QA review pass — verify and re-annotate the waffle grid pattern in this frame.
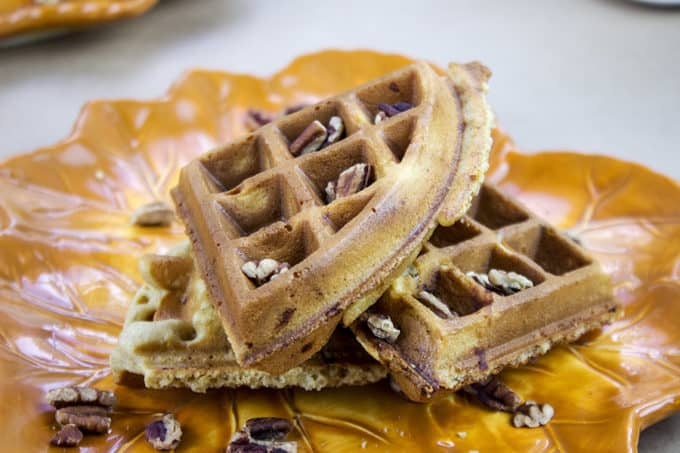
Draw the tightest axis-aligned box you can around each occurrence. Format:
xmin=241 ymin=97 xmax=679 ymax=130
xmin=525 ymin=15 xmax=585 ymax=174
xmin=355 ymin=184 xmax=617 ymax=401
xmin=183 ymin=66 xmax=424 ymax=289
xmin=172 ymin=60 xmax=493 ymax=374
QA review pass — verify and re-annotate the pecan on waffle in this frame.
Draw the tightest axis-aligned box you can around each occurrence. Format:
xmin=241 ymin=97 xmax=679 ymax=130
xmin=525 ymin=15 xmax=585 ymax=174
xmin=353 ymin=184 xmax=619 ymax=402
xmin=110 ymin=243 xmax=387 ymax=392
xmin=172 ymin=61 xmax=494 ymax=373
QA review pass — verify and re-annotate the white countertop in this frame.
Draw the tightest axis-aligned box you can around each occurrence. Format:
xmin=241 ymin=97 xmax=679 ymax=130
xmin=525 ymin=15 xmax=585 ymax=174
xmin=1 ymin=0 xmax=679 ymax=450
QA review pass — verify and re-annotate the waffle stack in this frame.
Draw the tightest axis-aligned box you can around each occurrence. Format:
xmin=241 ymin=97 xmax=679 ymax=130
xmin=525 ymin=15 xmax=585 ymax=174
xmin=353 ymin=184 xmax=618 ymax=401
xmin=112 ymin=60 xmax=617 ymax=402
xmin=171 ymin=60 xmax=492 ymax=373
xmin=110 ymin=242 xmax=387 ymax=392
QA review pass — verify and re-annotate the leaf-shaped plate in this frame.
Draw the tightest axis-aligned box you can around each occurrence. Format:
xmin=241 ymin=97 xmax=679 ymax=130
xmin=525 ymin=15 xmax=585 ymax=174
xmin=0 ymin=0 xmax=157 ymax=45
xmin=1 ymin=50 xmax=678 ymax=452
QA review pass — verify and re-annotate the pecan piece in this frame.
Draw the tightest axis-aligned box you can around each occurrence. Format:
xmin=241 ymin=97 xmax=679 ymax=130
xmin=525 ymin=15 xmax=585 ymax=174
xmin=283 ymin=103 xmax=310 ymax=115
xmin=50 ymin=424 xmax=83 ymax=447
xmin=366 ymin=313 xmax=400 ymax=343
xmin=245 ymin=109 xmax=275 ymax=131
xmin=289 ymin=120 xmax=327 ymax=156
xmin=47 ymin=386 xmax=115 ymax=409
xmin=417 ymin=291 xmax=457 ymax=319
xmin=145 ymin=414 xmax=183 ymax=451
xmin=373 ymin=111 xmax=388 ymax=124
xmin=488 ymin=269 xmax=533 ymax=295
xmin=467 ymin=269 xmax=533 ymax=296
xmin=246 ymin=111 xmax=272 ymax=129
xmin=227 ymin=417 xmax=297 ymax=453
xmin=512 ymin=401 xmax=554 ymax=428
xmin=131 ymin=201 xmax=175 ymax=227
xmin=466 ymin=376 xmax=522 ymax=413
xmin=325 ymin=163 xmax=372 ymax=203
xmin=245 ymin=417 xmax=293 ymax=441
xmin=55 ymin=406 xmax=111 ymax=433
xmin=466 ymin=271 xmax=494 ymax=291
xmin=377 ymin=101 xmax=412 ymax=117
xmin=321 ymin=116 xmax=345 ymax=148
xmin=242 ymin=258 xmax=289 ymax=286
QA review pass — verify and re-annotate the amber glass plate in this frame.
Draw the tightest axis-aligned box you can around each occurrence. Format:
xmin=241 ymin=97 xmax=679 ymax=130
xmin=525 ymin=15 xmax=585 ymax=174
xmin=0 ymin=0 xmax=157 ymax=43
xmin=1 ymin=50 xmax=679 ymax=452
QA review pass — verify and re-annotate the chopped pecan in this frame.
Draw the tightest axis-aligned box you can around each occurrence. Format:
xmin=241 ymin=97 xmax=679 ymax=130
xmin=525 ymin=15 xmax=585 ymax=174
xmin=466 ymin=376 xmax=522 ymax=413
xmin=512 ymin=401 xmax=554 ymax=428
xmin=289 ymin=120 xmax=327 ymax=156
xmin=245 ymin=109 xmax=276 ymax=131
xmin=245 ymin=417 xmax=293 ymax=441
xmin=47 ymin=386 xmax=115 ymax=409
xmin=55 ymin=406 xmax=111 ymax=433
xmin=283 ymin=103 xmax=310 ymax=115
xmin=131 ymin=201 xmax=175 ymax=227
xmin=488 ymin=269 xmax=533 ymax=294
xmin=366 ymin=313 xmax=400 ymax=343
xmin=417 ymin=291 xmax=457 ymax=318
xmin=325 ymin=163 xmax=372 ymax=203
xmin=467 ymin=269 xmax=533 ymax=296
xmin=242 ymin=259 xmax=289 ymax=285
xmin=245 ymin=104 xmax=311 ymax=131
xmin=322 ymin=115 xmax=345 ymax=148
xmin=50 ymin=424 xmax=83 ymax=447
xmin=374 ymin=111 xmax=388 ymax=124
xmin=377 ymin=101 xmax=412 ymax=117
xmin=145 ymin=414 xmax=183 ymax=450
xmin=324 ymin=181 xmax=336 ymax=203
xmin=227 ymin=417 xmax=297 ymax=453
xmin=466 ymin=271 xmax=494 ymax=291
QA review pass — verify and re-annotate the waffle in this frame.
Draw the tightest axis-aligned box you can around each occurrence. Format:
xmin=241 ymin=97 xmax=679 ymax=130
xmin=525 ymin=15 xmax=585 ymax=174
xmin=172 ymin=61 xmax=493 ymax=373
xmin=110 ymin=243 xmax=387 ymax=392
xmin=353 ymin=184 xmax=619 ymax=402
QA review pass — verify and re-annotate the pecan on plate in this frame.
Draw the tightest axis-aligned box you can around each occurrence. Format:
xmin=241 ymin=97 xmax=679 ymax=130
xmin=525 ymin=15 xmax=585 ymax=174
xmin=131 ymin=201 xmax=175 ymax=227
xmin=55 ymin=406 xmax=111 ymax=433
xmin=47 ymin=386 xmax=115 ymax=409
xmin=512 ymin=401 xmax=555 ymax=428
xmin=227 ymin=417 xmax=297 ymax=453
xmin=465 ymin=376 xmax=522 ymax=413
xmin=145 ymin=414 xmax=183 ymax=451
xmin=50 ymin=424 xmax=83 ymax=447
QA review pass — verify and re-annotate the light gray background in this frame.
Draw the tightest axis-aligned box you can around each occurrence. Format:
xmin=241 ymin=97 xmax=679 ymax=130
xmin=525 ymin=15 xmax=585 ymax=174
xmin=1 ymin=0 xmax=679 ymax=450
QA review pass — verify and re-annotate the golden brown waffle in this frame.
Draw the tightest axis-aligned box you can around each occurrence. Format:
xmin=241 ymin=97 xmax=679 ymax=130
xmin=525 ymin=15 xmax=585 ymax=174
xmin=110 ymin=243 xmax=387 ymax=392
xmin=353 ymin=184 xmax=619 ymax=402
xmin=172 ymin=61 xmax=493 ymax=374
